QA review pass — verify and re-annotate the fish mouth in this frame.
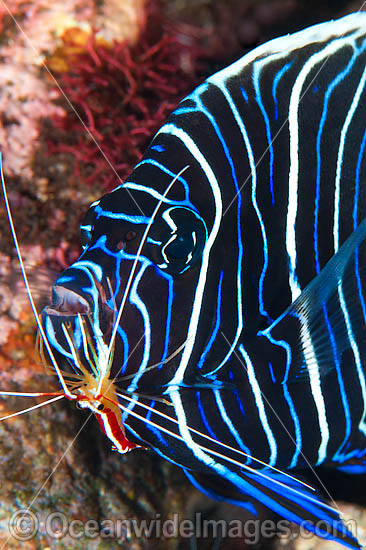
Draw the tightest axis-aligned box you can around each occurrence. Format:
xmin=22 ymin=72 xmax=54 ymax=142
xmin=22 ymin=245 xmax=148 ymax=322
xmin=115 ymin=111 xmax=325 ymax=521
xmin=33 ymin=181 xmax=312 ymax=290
xmin=45 ymin=285 xmax=90 ymax=316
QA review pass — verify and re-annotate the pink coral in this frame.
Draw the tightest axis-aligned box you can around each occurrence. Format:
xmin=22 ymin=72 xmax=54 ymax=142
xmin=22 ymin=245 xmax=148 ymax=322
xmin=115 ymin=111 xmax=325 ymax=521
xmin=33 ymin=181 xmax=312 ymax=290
xmin=0 ymin=65 xmax=63 ymax=178
xmin=0 ymin=0 xmax=144 ymax=180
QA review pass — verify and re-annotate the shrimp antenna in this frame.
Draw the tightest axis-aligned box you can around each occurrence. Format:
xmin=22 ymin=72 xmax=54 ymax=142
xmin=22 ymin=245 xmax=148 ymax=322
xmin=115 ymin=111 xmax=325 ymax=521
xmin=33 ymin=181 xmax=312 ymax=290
xmin=116 ymin=337 xmax=192 ymax=382
xmin=107 ymin=394 xmax=323 ymax=502
xmin=114 ymin=392 xmax=313 ymax=490
xmin=0 ymin=154 xmax=75 ymax=400
xmin=0 ymin=395 xmax=64 ymax=421
xmin=98 ymin=165 xmax=190 ymax=396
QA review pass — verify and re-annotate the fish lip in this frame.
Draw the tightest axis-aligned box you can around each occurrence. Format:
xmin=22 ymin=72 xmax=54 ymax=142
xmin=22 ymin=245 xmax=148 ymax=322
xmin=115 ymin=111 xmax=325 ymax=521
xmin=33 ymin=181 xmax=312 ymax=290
xmin=43 ymin=306 xmax=88 ymax=318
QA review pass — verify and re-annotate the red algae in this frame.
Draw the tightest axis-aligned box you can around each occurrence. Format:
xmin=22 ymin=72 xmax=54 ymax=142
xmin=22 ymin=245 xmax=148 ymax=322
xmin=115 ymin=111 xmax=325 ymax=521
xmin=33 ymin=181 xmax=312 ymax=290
xmin=45 ymin=0 xmax=210 ymax=192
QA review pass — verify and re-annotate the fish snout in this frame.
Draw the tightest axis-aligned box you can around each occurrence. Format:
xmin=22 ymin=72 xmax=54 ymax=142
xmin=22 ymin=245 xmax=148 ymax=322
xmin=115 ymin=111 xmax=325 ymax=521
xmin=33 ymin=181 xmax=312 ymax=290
xmin=47 ymin=285 xmax=90 ymax=316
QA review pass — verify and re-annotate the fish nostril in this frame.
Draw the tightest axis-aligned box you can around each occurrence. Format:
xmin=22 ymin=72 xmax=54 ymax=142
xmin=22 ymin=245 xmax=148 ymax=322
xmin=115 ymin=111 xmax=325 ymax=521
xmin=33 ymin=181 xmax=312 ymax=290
xmin=50 ymin=285 xmax=90 ymax=315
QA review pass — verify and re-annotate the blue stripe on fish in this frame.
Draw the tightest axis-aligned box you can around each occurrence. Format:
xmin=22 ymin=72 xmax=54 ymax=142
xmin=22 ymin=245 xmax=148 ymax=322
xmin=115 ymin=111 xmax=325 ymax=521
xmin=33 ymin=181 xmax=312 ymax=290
xmin=42 ymin=13 xmax=366 ymax=549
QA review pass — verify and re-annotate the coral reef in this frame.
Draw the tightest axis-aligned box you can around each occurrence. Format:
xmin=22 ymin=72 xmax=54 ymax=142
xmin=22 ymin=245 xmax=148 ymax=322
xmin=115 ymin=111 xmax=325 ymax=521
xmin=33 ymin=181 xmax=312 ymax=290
xmin=0 ymin=0 xmax=365 ymax=549
xmin=0 ymin=0 xmax=96 ymax=179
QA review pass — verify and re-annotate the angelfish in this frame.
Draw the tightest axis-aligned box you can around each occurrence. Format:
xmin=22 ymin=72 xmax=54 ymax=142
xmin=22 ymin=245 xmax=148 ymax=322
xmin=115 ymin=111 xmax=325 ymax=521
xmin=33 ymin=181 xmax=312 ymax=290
xmin=37 ymin=12 xmax=366 ymax=548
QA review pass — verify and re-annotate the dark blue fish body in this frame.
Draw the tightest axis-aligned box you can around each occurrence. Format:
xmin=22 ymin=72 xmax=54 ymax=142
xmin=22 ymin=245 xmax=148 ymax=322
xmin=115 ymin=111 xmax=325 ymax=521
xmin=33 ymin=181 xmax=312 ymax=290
xmin=43 ymin=13 xmax=366 ymax=548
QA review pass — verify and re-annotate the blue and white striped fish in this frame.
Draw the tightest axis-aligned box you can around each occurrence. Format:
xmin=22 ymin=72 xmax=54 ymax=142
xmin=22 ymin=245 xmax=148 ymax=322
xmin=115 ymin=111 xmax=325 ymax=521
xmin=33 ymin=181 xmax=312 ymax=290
xmin=41 ymin=12 xmax=366 ymax=548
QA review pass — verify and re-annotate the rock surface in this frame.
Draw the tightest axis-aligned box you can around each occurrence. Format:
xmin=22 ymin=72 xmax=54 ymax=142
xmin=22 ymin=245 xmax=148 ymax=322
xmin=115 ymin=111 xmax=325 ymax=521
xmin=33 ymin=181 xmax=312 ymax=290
xmin=0 ymin=1 xmax=365 ymax=549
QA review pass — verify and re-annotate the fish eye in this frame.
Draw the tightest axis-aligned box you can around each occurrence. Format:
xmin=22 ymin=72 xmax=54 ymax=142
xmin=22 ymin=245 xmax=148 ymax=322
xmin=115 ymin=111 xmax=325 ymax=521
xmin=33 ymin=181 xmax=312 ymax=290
xmin=153 ymin=207 xmax=207 ymax=275
xmin=97 ymin=403 xmax=105 ymax=411
xmin=163 ymin=231 xmax=196 ymax=261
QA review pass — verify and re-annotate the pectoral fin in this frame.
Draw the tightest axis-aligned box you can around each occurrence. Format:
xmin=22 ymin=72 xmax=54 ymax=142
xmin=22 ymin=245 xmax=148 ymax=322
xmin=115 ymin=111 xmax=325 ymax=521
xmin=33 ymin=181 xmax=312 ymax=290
xmin=259 ymin=220 xmax=366 ymax=383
